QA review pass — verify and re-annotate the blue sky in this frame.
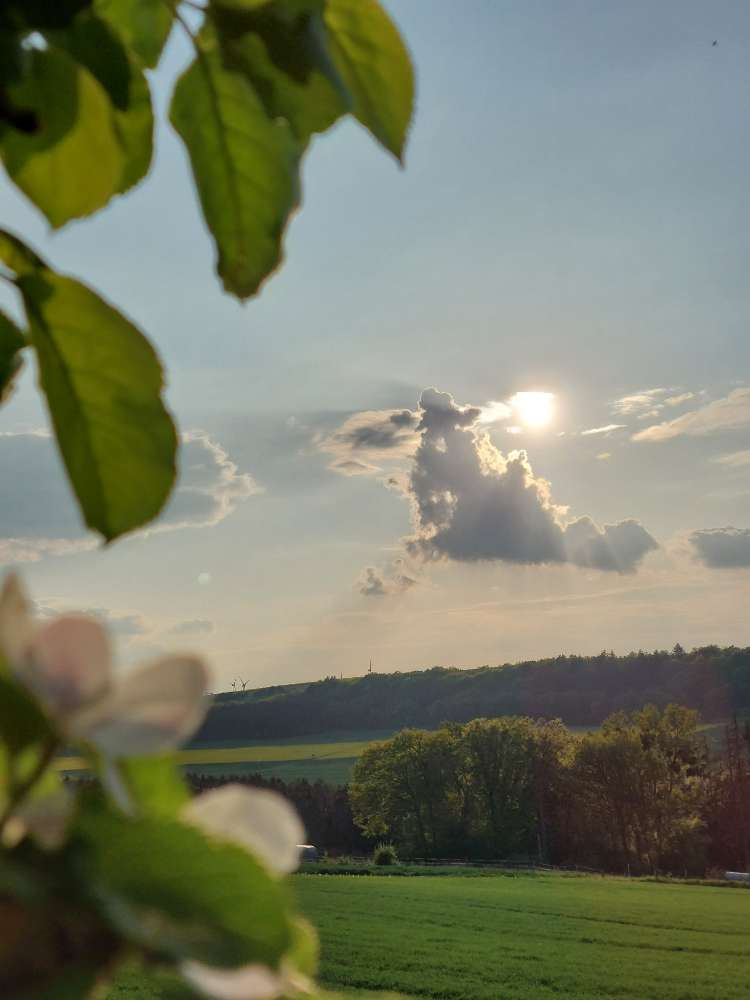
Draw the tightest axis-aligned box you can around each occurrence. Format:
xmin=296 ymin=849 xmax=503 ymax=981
xmin=1 ymin=1 xmax=749 ymax=687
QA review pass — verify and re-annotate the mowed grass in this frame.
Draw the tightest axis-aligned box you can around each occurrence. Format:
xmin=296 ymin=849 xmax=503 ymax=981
xmin=292 ymin=872 xmax=750 ymax=1000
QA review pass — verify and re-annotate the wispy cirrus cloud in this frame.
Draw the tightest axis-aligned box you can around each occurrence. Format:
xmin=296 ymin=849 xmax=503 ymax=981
xmin=712 ymin=450 xmax=750 ymax=469
xmin=612 ymin=388 xmax=669 ymax=416
xmin=580 ymin=424 xmax=626 ymax=436
xmin=633 ymin=388 xmax=750 ymax=443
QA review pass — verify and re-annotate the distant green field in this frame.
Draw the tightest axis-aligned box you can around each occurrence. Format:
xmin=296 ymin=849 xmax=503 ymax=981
xmin=184 ymin=756 xmax=358 ymax=785
xmin=293 ymin=872 xmax=750 ymax=999
xmin=56 ymin=730 xmax=392 ymax=784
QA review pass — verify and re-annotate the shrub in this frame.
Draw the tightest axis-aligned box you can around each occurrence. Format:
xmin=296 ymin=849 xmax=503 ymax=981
xmin=373 ymin=842 xmax=399 ymax=866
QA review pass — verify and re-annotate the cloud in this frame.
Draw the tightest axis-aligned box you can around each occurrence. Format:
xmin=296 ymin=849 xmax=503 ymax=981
xmin=0 ymin=537 xmax=97 ymax=564
xmin=0 ymin=429 xmax=260 ymax=564
xmin=596 ymin=452 xmax=611 ymax=461
xmin=358 ymin=561 xmax=417 ymax=598
xmin=612 ymin=388 xmax=669 ymax=416
xmin=689 ymin=528 xmax=750 ymax=568
xmin=664 ymin=392 xmax=695 ymax=407
xmin=581 ymin=424 xmax=626 ymax=436
xmin=170 ymin=618 xmax=214 ymax=635
xmin=320 ymin=408 xmax=420 ymax=475
xmin=633 ymin=388 xmax=750 ymax=443
xmin=713 ymin=449 xmax=750 ymax=469
xmin=159 ymin=431 xmax=261 ymax=531
xmin=400 ymin=388 xmax=657 ymax=574
xmin=329 ymin=459 xmax=381 ymax=477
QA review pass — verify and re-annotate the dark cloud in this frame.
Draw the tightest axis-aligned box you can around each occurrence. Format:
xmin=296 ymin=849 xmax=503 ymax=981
xmin=321 ymin=408 xmax=420 ymax=473
xmin=329 ymin=459 xmax=381 ymax=477
xmin=358 ymin=561 xmax=417 ymax=598
xmin=689 ymin=527 xmax=750 ymax=568
xmin=359 ymin=567 xmax=387 ymax=597
xmin=562 ymin=517 xmax=659 ymax=573
xmin=404 ymin=388 xmax=657 ymax=574
xmin=170 ymin=618 xmax=214 ymax=635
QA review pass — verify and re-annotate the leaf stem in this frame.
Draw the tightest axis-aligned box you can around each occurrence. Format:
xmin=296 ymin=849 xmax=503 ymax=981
xmin=0 ymin=737 xmax=60 ymax=835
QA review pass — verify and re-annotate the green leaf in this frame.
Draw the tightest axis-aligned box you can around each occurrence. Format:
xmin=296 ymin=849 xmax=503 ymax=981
xmin=323 ymin=0 xmax=414 ymax=161
xmin=214 ymin=3 xmax=350 ymax=142
xmin=0 ymin=309 xmax=26 ymax=404
xmin=0 ymin=673 xmax=55 ymax=758
xmin=170 ymin=31 xmax=301 ymax=299
xmin=95 ymin=0 xmax=174 ymax=69
xmin=49 ymin=12 xmax=154 ymax=192
xmin=18 ymin=269 xmax=177 ymax=541
xmin=75 ymin=807 xmax=293 ymax=967
xmin=114 ymin=755 xmax=190 ymax=819
xmin=0 ymin=47 xmax=123 ymax=227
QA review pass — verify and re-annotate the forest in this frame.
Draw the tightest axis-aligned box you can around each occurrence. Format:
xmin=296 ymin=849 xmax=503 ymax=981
xmin=196 ymin=645 xmax=750 ymax=742
xmin=188 ymin=706 xmax=750 ymax=876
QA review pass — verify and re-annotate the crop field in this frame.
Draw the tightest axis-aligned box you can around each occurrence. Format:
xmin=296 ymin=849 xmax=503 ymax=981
xmin=56 ymin=730 xmax=391 ymax=784
xmin=292 ymin=872 xmax=750 ymax=1000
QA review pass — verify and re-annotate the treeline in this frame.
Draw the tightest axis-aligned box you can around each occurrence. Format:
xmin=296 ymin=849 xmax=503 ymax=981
xmin=196 ymin=645 xmax=750 ymax=743
xmin=349 ymin=707 xmax=750 ymax=875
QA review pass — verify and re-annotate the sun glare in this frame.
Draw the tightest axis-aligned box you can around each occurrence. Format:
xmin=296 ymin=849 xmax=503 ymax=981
xmin=511 ymin=391 xmax=555 ymax=428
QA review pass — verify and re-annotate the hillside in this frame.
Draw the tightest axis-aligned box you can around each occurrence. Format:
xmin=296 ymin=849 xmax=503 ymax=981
xmin=195 ymin=645 xmax=750 ymax=743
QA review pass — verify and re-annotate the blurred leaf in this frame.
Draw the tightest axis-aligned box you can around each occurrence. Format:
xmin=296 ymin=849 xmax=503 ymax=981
xmin=0 ymin=48 xmax=123 ymax=227
xmin=323 ymin=0 xmax=414 ymax=161
xmin=0 ymin=229 xmax=47 ymax=276
xmin=18 ymin=270 xmax=177 ymax=541
xmin=0 ymin=0 xmax=92 ymax=32
xmin=95 ymin=0 xmax=174 ymax=69
xmin=287 ymin=915 xmax=318 ymax=976
xmin=0 ymin=674 xmax=54 ymax=758
xmin=170 ymin=31 xmax=301 ymax=299
xmin=115 ymin=755 xmax=190 ymax=819
xmin=49 ymin=11 xmax=154 ymax=192
xmin=214 ymin=2 xmax=350 ymax=142
xmin=0 ymin=309 xmax=26 ymax=404
xmin=75 ymin=807 xmax=292 ymax=967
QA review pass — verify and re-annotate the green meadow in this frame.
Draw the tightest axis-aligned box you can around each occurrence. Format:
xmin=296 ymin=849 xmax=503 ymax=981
xmin=292 ymin=871 xmax=750 ymax=1000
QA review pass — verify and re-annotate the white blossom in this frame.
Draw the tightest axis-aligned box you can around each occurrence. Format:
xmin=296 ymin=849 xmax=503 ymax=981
xmin=182 ymin=785 xmax=305 ymax=876
xmin=180 ymin=959 xmax=310 ymax=1000
xmin=0 ymin=574 xmax=209 ymax=757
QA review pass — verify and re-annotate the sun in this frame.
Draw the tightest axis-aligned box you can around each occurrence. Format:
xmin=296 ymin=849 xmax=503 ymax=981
xmin=510 ymin=391 xmax=555 ymax=428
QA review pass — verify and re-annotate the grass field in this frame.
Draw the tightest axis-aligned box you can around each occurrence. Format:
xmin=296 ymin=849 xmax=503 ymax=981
xmin=292 ymin=871 xmax=750 ymax=1000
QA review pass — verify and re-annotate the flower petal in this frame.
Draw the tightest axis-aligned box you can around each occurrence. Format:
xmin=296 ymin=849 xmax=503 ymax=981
xmin=0 ymin=573 xmax=35 ymax=666
xmin=182 ymin=785 xmax=305 ymax=876
xmin=22 ymin=616 xmax=112 ymax=717
xmin=70 ymin=655 xmax=209 ymax=756
xmin=180 ymin=960 xmax=299 ymax=1000
xmin=5 ymin=789 xmax=76 ymax=851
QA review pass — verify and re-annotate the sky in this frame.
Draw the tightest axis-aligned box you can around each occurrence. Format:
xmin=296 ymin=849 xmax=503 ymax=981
xmin=1 ymin=1 xmax=749 ymax=689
